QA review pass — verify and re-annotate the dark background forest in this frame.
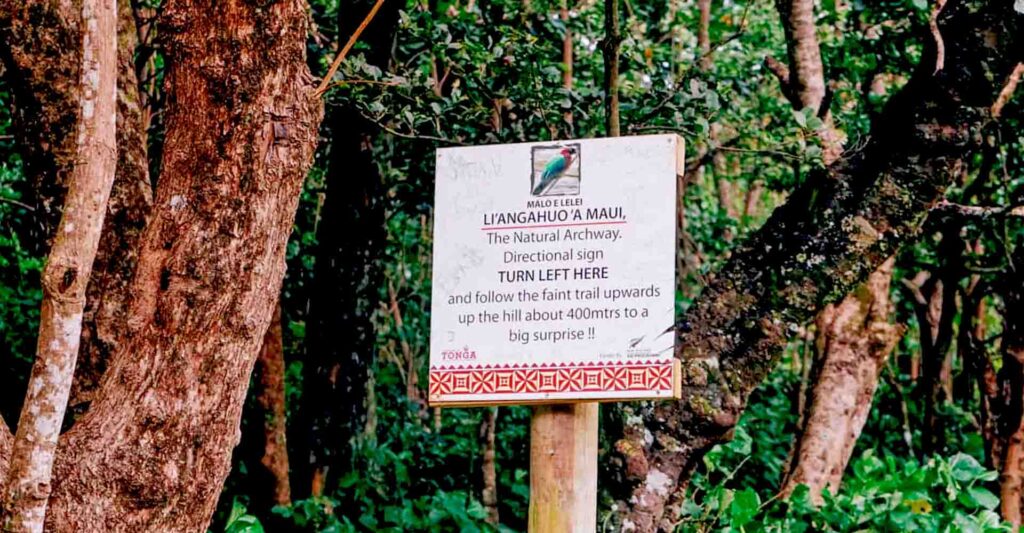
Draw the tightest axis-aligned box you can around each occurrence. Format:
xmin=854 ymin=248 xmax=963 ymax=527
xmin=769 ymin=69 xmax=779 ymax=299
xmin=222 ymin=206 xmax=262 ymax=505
xmin=1 ymin=0 xmax=1023 ymax=531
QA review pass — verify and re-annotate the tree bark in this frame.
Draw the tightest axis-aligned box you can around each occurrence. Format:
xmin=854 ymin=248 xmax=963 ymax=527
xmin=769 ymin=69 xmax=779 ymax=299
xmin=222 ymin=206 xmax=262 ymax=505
xmin=608 ymin=2 xmax=1023 ymax=529
xmin=480 ymin=407 xmax=499 ymax=526
xmin=0 ymin=0 xmax=82 ymax=251
xmin=997 ymin=243 xmax=1024 ymax=526
xmin=69 ymin=0 xmax=154 ymax=418
xmin=0 ymin=0 xmax=118 ymax=529
xmin=771 ymin=0 xmax=843 ymax=163
xmin=293 ymin=0 xmax=400 ymax=499
xmin=252 ymin=304 xmax=291 ymax=508
xmin=779 ymin=258 xmax=901 ymax=499
xmin=769 ymin=0 xmax=900 ymax=501
xmin=40 ymin=0 xmax=323 ymax=530
xmin=0 ymin=418 xmax=10 ymax=484
xmin=0 ymin=0 xmax=154 ymax=422
xmin=602 ymin=0 xmax=621 ymax=137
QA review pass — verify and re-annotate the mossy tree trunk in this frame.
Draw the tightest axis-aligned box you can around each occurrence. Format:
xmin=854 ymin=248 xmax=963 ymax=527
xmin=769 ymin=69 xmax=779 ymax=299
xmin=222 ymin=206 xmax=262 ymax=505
xmin=608 ymin=1 xmax=1024 ymax=529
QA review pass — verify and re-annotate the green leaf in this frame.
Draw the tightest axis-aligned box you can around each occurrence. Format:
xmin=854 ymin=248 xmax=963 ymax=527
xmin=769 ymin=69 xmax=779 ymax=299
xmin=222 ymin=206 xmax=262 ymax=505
xmin=793 ymin=109 xmax=808 ymax=128
xmin=967 ymin=487 xmax=999 ymax=510
xmin=730 ymin=488 xmax=761 ymax=527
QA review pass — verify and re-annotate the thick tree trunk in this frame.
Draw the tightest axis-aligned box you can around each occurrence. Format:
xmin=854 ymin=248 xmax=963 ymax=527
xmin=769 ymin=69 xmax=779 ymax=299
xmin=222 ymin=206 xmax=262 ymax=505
xmin=608 ymin=2 xmax=1023 ymax=529
xmin=40 ymin=0 xmax=323 ymax=530
xmin=0 ymin=0 xmax=118 ymax=529
xmin=293 ymin=0 xmax=399 ymax=499
xmin=779 ymin=258 xmax=901 ymax=499
xmin=252 ymin=304 xmax=291 ymax=508
xmin=0 ymin=1 xmax=82 ymax=251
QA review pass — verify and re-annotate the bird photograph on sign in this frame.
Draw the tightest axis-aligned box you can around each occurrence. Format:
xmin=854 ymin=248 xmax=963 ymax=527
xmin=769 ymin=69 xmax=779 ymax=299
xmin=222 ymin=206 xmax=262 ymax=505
xmin=531 ymin=144 xmax=581 ymax=197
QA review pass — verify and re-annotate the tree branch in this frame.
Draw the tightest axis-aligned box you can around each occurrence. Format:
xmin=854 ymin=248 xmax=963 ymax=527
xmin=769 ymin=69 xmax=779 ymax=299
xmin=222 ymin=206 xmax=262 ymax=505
xmin=992 ymin=63 xmax=1024 ymax=118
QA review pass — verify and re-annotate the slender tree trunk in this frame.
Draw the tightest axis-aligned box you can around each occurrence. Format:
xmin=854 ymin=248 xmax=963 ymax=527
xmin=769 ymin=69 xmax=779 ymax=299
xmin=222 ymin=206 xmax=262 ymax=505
xmin=0 ymin=0 xmax=153 ymax=423
xmin=767 ymin=0 xmax=898 ymax=502
xmin=602 ymin=0 xmax=621 ymax=137
xmin=911 ymin=226 xmax=960 ymax=455
xmin=779 ymin=258 xmax=901 ymax=499
xmin=0 ymin=0 xmax=117 ymax=529
xmin=69 ymin=0 xmax=154 ymax=418
xmin=697 ymin=0 xmax=711 ymax=70
xmin=252 ymin=304 xmax=291 ymax=509
xmin=480 ymin=407 xmax=499 ymax=525
xmin=608 ymin=2 xmax=1024 ymax=528
xmin=998 ymin=247 xmax=1024 ymax=526
xmin=40 ymin=0 xmax=323 ymax=529
xmin=294 ymin=0 xmax=400 ymax=499
xmin=561 ymin=0 xmax=573 ymax=132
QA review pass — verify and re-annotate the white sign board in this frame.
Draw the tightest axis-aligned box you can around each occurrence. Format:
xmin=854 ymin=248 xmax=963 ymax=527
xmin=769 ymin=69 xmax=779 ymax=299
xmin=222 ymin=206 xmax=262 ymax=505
xmin=429 ymin=134 xmax=683 ymax=406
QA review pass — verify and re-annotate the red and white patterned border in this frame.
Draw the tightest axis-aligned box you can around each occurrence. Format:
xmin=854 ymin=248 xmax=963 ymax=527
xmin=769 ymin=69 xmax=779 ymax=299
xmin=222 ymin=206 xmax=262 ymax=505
xmin=429 ymin=360 xmax=675 ymax=403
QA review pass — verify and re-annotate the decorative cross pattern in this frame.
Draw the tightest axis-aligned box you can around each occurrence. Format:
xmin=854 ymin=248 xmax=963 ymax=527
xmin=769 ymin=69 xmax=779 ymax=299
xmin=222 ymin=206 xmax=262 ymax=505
xmin=429 ymin=360 xmax=674 ymax=401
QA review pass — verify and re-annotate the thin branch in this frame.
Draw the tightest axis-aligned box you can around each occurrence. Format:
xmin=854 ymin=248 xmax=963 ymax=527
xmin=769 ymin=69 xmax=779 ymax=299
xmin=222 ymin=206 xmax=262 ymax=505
xmin=928 ymin=0 xmax=948 ymax=74
xmin=992 ymin=63 xmax=1024 ymax=119
xmin=0 ymin=196 xmax=35 ymax=211
xmin=314 ymin=0 xmax=387 ymax=97
xmin=359 ymin=111 xmax=466 ymax=145
xmin=764 ymin=55 xmax=795 ymax=103
xmin=931 ymin=200 xmax=1024 ymax=219
xmin=330 ymin=78 xmax=401 ymax=88
xmin=0 ymin=0 xmax=118 ymax=528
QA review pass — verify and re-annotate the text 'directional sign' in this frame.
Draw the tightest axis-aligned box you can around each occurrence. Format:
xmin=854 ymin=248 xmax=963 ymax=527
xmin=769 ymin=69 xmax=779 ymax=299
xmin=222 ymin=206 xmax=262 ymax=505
xmin=429 ymin=134 xmax=683 ymax=406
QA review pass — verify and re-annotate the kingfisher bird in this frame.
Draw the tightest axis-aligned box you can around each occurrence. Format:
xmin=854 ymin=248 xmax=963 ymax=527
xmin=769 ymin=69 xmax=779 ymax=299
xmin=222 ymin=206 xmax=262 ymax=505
xmin=532 ymin=147 xmax=576 ymax=195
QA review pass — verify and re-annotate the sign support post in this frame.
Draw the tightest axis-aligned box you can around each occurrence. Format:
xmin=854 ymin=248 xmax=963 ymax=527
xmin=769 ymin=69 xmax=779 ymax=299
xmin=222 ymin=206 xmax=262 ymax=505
xmin=528 ymin=403 xmax=599 ymax=532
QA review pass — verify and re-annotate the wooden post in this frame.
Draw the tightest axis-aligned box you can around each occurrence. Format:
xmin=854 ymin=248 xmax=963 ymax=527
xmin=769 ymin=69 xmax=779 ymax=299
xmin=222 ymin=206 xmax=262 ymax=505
xmin=528 ymin=403 xmax=599 ymax=532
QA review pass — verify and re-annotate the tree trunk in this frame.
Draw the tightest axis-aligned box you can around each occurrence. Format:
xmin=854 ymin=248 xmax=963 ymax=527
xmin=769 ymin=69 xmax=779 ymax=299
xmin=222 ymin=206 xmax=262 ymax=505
xmin=602 ymin=0 xmax=621 ymax=137
xmin=69 ymin=0 xmax=154 ymax=418
xmin=997 ymin=244 xmax=1024 ymax=526
xmin=608 ymin=2 xmax=1024 ymax=529
xmin=0 ymin=0 xmax=154 ymax=425
xmin=40 ymin=0 xmax=323 ymax=530
xmin=779 ymin=258 xmax=901 ymax=499
xmin=251 ymin=304 xmax=291 ymax=509
xmin=768 ymin=0 xmax=901 ymax=502
xmin=0 ymin=0 xmax=118 ymax=529
xmin=293 ymin=0 xmax=399 ymax=499
xmin=480 ymin=407 xmax=499 ymax=525
xmin=768 ymin=0 xmax=843 ymax=162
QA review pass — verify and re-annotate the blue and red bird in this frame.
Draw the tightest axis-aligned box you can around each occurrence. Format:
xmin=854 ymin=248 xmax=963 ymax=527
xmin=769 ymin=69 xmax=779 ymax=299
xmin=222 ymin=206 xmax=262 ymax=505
xmin=532 ymin=147 xmax=577 ymax=195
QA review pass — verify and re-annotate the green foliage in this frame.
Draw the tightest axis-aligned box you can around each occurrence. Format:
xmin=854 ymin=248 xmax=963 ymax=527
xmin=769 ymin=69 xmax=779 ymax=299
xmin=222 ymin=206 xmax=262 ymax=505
xmin=680 ymin=451 xmax=1008 ymax=533
xmin=678 ymin=356 xmax=1010 ymax=533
